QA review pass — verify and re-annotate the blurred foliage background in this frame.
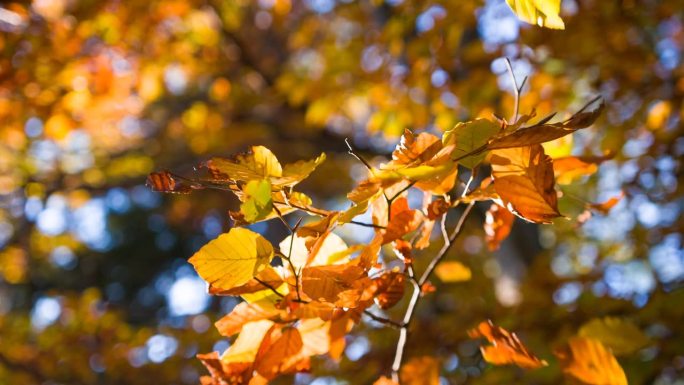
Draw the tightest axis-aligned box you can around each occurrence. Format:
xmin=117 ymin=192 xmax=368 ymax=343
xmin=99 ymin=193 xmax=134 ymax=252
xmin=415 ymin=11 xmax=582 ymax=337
xmin=0 ymin=0 xmax=682 ymax=384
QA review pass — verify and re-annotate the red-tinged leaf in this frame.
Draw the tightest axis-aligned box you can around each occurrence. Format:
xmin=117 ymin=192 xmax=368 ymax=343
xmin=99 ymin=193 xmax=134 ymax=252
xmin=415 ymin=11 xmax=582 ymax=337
xmin=469 ymin=320 xmax=548 ymax=369
xmin=254 ymin=327 xmax=305 ymax=379
xmin=484 ymin=204 xmax=515 ymax=251
xmin=358 ymin=234 xmax=383 ymax=269
xmin=400 ymin=356 xmax=440 ymax=385
xmin=215 ymin=300 xmax=282 ymax=337
xmin=426 ymin=198 xmax=450 ymax=220
xmin=490 ymin=145 xmax=561 ymax=224
xmin=373 ymin=271 xmax=406 ymax=309
xmin=488 ymin=101 xmax=604 ymax=150
xmin=381 ymin=197 xmax=420 ymax=244
xmin=146 ymin=171 xmax=194 ymax=194
xmin=554 ymin=337 xmax=627 ymax=385
xmin=553 ymin=153 xmax=613 ymax=185
xmin=393 ymin=239 xmax=412 ymax=263
xmin=588 ymin=192 xmax=624 ymax=215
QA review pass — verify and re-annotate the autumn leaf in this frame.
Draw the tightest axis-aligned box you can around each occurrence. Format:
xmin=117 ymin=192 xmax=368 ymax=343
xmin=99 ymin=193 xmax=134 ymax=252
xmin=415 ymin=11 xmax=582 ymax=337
xmin=400 ymin=356 xmax=440 ymax=385
xmin=389 ymin=129 xmax=443 ymax=167
xmin=381 ymin=197 xmax=420 ymax=244
xmin=435 ymin=261 xmax=471 ymax=282
xmin=488 ymin=101 xmax=604 ymax=150
xmin=484 ymin=204 xmax=515 ymax=251
xmin=373 ymin=376 xmax=399 ymax=385
xmin=373 ymin=271 xmax=406 ymax=309
xmin=209 ymin=266 xmax=284 ymax=296
xmin=146 ymin=171 xmax=195 ymax=193
xmin=254 ymin=327 xmax=305 ymax=379
xmin=553 ymin=153 xmax=613 ymax=185
xmin=469 ymin=320 xmax=548 ymax=369
xmin=505 ymin=0 xmax=564 ymax=29
xmin=279 ymin=231 xmax=349 ymax=270
xmin=215 ymin=300 xmax=282 ymax=337
xmin=189 ymin=228 xmax=274 ymax=292
xmin=554 ymin=337 xmax=627 ymax=385
xmin=300 ymin=263 xmax=368 ymax=307
xmin=490 ymin=145 xmax=561 ymax=224
xmin=239 ymin=179 xmax=273 ymax=223
xmin=207 ymin=145 xmax=325 ymax=189
xmin=444 ymin=118 xmax=500 ymax=168
xmin=588 ymin=192 xmax=624 ymax=215
xmin=221 ymin=319 xmax=275 ymax=365
xmin=578 ymin=317 xmax=649 ymax=355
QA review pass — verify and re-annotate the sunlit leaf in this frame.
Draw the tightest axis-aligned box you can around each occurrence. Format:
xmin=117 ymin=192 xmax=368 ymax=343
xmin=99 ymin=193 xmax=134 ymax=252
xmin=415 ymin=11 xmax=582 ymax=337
xmin=484 ymin=204 xmax=515 ymax=251
xmin=221 ymin=319 xmax=275 ymax=364
xmin=490 ymin=145 xmax=561 ymax=224
xmin=578 ymin=317 xmax=649 ymax=355
xmin=239 ymin=179 xmax=273 ymax=223
xmin=215 ymin=300 xmax=281 ymax=337
xmin=444 ymin=118 xmax=500 ymax=168
xmin=373 ymin=271 xmax=406 ymax=309
xmin=553 ymin=153 xmax=613 ymax=185
xmin=505 ymin=0 xmax=565 ymax=29
xmin=209 ymin=266 xmax=284 ymax=296
xmin=254 ymin=327 xmax=305 ymax=379
xmin=189 ymin=228 xmax=274 ymax=291
xmin=146 ymin=171 xmax=194 ymax=193
xmin=554 ymin=337 xmax=628 ymax=385
xmin=435 ymin=261 xmax=471 ymax=282
xmin=469 ymin=320 xmax=548 ymax=369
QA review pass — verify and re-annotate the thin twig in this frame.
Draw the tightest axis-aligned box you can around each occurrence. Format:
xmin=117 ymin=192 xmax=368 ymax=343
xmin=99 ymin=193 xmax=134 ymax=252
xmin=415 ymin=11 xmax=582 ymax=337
xmin=390 ymin=202 xmax=476 ymax=381
xmin=363 ymin=310 xmax=404 ymax=329
xmin=504 ymin=58 xmax=526 ymax=124
xmin=254 ymin=277 xmax=285 ymax=298
xmin=345 ymin=138 xmax=374 ymax=171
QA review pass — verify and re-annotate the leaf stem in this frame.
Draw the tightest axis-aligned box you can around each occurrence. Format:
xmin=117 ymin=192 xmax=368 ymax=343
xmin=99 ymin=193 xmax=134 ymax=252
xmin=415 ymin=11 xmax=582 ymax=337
xmin=254 ymin=277 xmax=285 ymax=298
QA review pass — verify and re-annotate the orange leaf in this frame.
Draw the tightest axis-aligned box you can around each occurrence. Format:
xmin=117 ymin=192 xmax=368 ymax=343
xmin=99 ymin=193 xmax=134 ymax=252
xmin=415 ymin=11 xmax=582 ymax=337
xmin=389 ymin=129 xmax=442 ymax=167
xmin=255 ymin=327 xmax=305 ymax=379
xmin=469 ymin=320 xmax=548 ymax=369
xmin=373 ymin=271 xmax=406 ymax=309
xmin=373 ymin=376 xmax=399 ymax=385
xmin=215 ymin=301 xmax=282 ymax=337
xmin=553 ymin=153 xmax=613 ymax=185
xmin=588 ymin=192 xmax=624 ymax=215
xmin=484 ymin=204 xmax=515 ymax=251
xmin=554 ymin=337 xmax=627 ymax=385
xmin=400 ymin=356 xmax=440 ymax=385
xmin=490 ymin=145 xmax=561 ymax=224
xmin=382 ymin=197 xmax=420 ymax=244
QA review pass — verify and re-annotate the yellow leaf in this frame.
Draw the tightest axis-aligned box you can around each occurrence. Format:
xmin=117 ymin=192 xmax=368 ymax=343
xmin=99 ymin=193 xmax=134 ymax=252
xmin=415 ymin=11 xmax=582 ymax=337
xmin=221 ymin=319 xmax=274 ymax=364
xmin=189 ymin=228 xmax=274 ymax=291
xmin=279 ymin=232 xmax=349 ymax=270
xmin=490 ymin=145 xmax=561 ymax=224
xmin=505 ymin=0 xmax=565 ymax=29
xmin=215 ymin=300 xmax=281 ymax=337
xmin=435 ymin=261 xmax=472 ymax=282
xmin=554 ymin=337 xmax=628 ymax=385
xmin=578 ymin=317 xmax=650 ymax=355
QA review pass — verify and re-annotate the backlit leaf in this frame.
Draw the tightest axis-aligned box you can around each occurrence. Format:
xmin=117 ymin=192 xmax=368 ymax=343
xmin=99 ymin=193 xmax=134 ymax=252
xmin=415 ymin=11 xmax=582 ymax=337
xmin=189 ymin=228 xmax=274 ymax=291
xmin=578 ymin=317 xmax=649 ymax=355
xmin=444 ymin=118 xmax=500 ymax=168
xmin=435 ymin=261 xmax=471 ymax=282
xmin=553 ymin=153 xmax=613 ymax=185
xmin=221 ymin=319 xmax=275 ymax=364
xmin=505 ymin=0 xmax=564 ymax=29
xmin=239 ymin=179 xmax=273 ymax=223
xmin=254 ymin=327 xmax=305 ymax=379
xmin=490 ymin=145 xmax=561 ymax=224
xmin=373 ymin=271 xmax=406 ymax=309
xmin=215 ymin=300 xmax=281 ymax=337
xmin=554 ymin=337 xmax=627 ymax=385
xmin=469 ymin=320 xmax=548 ymax=369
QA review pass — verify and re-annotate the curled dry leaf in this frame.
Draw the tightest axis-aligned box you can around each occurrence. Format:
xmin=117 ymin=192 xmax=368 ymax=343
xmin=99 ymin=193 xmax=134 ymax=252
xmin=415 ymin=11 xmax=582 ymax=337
xmin=484 ymin=204 xmax=516 ymax=251
xmin=469 ymin=320 xmax=548 ymax=369
xmin=189 ymin=228 xmax=274 ymax=292
xmin=554 ymin=337 xmax=627 ymax=385
xmin=146 ymin=171 xmax=194 ymax=193
xmin=490 ymin=144 xmax=561 ymax=224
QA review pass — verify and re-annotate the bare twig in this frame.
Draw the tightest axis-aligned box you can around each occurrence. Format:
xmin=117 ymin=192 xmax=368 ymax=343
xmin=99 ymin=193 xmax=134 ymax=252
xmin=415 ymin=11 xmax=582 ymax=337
xmin=254 ymin=277 xmax=285 ymax=298
xmin=390 ymin=202 xmax=476 ymax=381
xmin=363 ymin=310 xmax=404 ymax=329
xmin=504 ymin=58 xmax=527 ymax=124
xmin=345 ymin=138 xmax=374 ymax=172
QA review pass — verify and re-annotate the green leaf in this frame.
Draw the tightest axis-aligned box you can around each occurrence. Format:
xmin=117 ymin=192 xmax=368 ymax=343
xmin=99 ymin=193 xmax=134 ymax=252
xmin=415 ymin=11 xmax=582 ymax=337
xmin=578 ymin=317 xmax=650 ymax=355
xmin=240 ymin=179 xmax=273 ymax=223
xmin=189 ymin=228 xmax=274 ymax=291
xmin=444 ymin=119 xmax=500 ymax=169
xmin=505 ymin=0 xmax=564 ymax=30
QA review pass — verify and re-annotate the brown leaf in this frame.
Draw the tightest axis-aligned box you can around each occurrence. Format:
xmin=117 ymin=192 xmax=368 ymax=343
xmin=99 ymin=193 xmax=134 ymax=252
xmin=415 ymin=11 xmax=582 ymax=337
xmin=382 ymin=197 xmax=420 ymax=244
xmin=146 ymin=171 xmax=194 ymax=194
xmin=373 ymin=271 xmax=406 ymax=309
xmin=488 ymin=101 xmax=604 ymax=150
xmin=389 ymin=129 xmax=442 ymax=167
xmin=469 ymin=320 xmax=548 ymax=369
xmin=400 ymin=356 xmax=440 ymax=385
xmin=426 ymin=198 xmax=450 ymax=220
xmin=484 ymin=204 xmax=515 ymax=251
xmin=490 ymin=145 xmax=561 ymax=224
xmin=554 ymin=337 xmax=627 ymax=385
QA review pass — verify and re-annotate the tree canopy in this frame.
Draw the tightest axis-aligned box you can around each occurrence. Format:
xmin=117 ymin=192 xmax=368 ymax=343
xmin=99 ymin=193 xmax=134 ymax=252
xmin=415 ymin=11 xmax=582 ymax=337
xmin=0 ymin=0 xmax=682 ymax=384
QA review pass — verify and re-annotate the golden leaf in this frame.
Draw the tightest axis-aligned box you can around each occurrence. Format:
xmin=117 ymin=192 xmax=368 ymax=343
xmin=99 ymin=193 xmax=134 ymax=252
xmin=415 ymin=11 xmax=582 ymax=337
xmin=554 ymin=337 xmax=627 ymax=385
xmin=469 ymin=320 xmax=548 ymax=369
